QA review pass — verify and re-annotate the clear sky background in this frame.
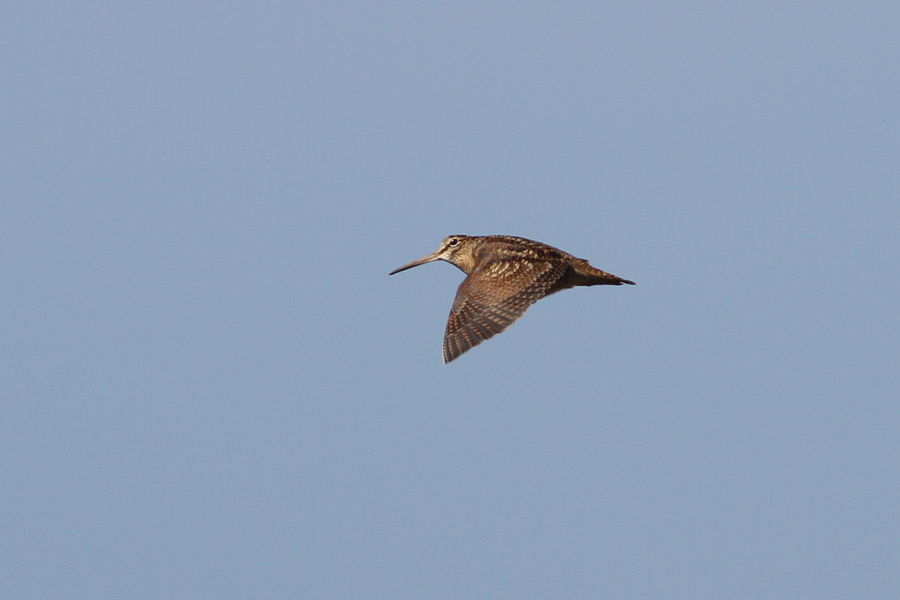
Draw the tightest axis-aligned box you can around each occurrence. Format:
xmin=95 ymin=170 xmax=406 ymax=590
xmin=2 ymin=2 xmax=898 ymax=599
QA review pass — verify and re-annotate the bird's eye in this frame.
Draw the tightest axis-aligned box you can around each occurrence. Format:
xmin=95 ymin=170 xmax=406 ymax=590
xmin=448 ymin=238 xmax=458 ymax=246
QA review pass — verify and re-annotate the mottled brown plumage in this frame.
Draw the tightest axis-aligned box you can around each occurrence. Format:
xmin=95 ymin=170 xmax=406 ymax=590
xmin=390 ymin=235 xmax=634 ymax=363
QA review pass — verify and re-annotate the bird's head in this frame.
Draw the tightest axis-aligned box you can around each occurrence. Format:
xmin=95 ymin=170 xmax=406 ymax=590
xmin=389 ymin=235 xmax=478 ymax=275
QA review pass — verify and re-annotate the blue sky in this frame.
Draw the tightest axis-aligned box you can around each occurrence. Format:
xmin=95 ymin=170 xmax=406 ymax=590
xmin=2 ymin=2 xmax=898 ymax=598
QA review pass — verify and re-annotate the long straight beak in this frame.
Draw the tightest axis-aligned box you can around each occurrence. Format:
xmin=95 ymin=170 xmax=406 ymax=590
xmin=389 ymin=251 xmax=442 ymax=275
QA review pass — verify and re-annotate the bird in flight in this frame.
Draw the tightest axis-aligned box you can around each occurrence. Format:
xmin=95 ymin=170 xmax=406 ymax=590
xmin=390 ymin=235 xmax=634 ymax=363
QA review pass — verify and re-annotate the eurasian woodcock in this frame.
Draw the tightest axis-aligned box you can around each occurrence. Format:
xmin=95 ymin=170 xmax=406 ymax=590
xmin=389 ymin=235 xmax=634 ymax=363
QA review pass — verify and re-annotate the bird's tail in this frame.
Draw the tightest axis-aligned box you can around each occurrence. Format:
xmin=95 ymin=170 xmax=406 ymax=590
xmin=575 ymin=260 xmax=635 ymax=286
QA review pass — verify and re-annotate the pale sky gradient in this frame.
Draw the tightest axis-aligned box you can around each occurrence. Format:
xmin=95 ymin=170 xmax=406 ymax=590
xmin=2 ymin=2 xmax=898 ymax=599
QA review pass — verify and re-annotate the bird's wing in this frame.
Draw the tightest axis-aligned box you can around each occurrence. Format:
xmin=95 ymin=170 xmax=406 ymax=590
xmin=443 ymin=259 xmax=567 ymax=363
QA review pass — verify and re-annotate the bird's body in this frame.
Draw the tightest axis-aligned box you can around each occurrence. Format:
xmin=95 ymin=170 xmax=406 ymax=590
xmin=390 ymin=235 xmax=634 ymax=363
